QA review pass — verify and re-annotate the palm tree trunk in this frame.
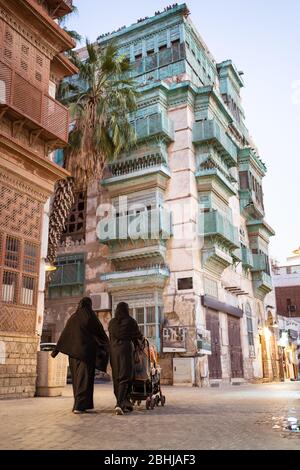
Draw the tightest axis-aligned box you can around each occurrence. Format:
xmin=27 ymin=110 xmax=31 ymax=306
xmin=47 ymin=177 xmax=75 ymax=264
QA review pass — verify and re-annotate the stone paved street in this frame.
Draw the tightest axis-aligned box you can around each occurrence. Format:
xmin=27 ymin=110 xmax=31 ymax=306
xmin=0 ymin=382 xmax=300 ymax=450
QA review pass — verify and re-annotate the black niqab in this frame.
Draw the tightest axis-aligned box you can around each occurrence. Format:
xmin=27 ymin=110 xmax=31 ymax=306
xmin=109 ymin=302 xmax=143 ymax=344
xmin=55 ymin=297 xmax=109 ymax=363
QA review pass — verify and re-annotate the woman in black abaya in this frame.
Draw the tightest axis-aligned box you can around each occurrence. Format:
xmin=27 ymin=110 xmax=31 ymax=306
xmin=108 ymin=302 xmax=143 ymax=415
xmin=52 ymin=297 xmax=109 ymax=414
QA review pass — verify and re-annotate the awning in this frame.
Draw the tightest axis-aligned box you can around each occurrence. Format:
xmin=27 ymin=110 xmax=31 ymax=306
xmin=201 ymin=295 xmax=243 ymax=318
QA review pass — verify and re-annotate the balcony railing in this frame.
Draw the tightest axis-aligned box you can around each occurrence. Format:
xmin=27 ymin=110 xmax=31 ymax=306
xmin=261 ymin=272 xmax=272 ymax=289
xmin=199 ymin=210 xmax=240 ymax=250
xmin=98 ymin=208 xmax=172 ymax=243
xmin=134 ymin=43 xmax=185 ymax=76
xmin=241 ymin=247 xmax=254 ymax=268
xmin=106 ymin=153 xmax=170 ymax=180
xmin=251 ymin=254 xmax=269 ymax=272
xmin=252 ymin=271 xmax=273 ymax=292
xmin=101 ymin=265 xmax=170 ymax=282
xmin=196 ymin=167 xmax=236 ymax=195
xmin=0 ymin=61 xmax=69 ymax=144
xmin=132 ymin=113 xmax=175 ymax=143
xmin=193 ymin=119 xmax=237 ymax=166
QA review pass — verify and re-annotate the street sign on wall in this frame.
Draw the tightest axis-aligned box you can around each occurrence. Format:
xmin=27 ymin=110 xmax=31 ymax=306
xmin=162 ymin=326 xmax=187 ymax=352
xmin=197 ymin=327 xmax=212 ymax=355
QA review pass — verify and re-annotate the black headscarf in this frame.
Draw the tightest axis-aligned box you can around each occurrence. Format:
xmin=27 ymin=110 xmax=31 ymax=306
xmin=109 ymin=302 xmax=143 ymax=344
xmin=54 ymin=297 xmax=109 ymax=364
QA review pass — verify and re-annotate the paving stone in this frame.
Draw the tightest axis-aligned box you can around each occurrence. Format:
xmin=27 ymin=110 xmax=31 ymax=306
xmin=0 ymin=382 xmax=299 ymax=450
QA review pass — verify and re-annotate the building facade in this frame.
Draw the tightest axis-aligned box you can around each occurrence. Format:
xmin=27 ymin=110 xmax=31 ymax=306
xmin=273 ymin=250 xmax=300 ymax=381
xmin=44 ymin=3 xmax=279 ymax=386
xmin=0 ymin=0 xmax=76 ymax=398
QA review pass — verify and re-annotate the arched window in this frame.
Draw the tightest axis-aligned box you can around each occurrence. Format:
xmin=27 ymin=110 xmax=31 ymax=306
xmin=245 ymin=302 xmax=254 ymax=347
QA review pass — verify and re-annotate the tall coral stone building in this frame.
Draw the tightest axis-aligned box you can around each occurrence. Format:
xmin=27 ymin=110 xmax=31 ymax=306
xmin=0 ymin=0 xmax=76 ymax=398
xmin=44 ymin=4 xmax=278 ymax=386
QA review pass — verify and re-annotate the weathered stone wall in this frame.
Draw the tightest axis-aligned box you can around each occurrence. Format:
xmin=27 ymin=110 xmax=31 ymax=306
xmin=0 ymin=333 xmax=38 ymax=399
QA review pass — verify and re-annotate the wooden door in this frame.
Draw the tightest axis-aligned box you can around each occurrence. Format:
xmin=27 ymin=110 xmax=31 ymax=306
xmin=206 ymin=310 xmax=222 ymax=379
xmin=260 ymin=334 xmax=269 ymax=379
xmin=270 ymin=333 xmax=279 ymax=380
xmin=228 ymin=316 xmax=244 ymax=378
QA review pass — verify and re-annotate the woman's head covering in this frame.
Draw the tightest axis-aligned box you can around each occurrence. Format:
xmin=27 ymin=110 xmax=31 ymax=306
xmin=115 ymin=302 xmax=129 ymax=322
xmin=78 ymin=297 xmax=93 ymax=312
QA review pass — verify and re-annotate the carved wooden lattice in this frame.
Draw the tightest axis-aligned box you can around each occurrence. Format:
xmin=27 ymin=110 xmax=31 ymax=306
xmin=0 ymin=184 xmax=42 ymax=240
xmin=0 ymin=182 xmax=42 ymax=334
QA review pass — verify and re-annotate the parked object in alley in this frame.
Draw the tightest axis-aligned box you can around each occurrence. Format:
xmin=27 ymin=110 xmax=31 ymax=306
xmin=36 ymin=351 xmax=68 ymax=397
xmin=130 ymin=338 xmax=166 ymax=410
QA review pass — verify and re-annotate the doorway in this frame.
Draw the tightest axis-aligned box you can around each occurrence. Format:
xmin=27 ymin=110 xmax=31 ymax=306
xmin=228 ymin=316 xmax=244 ymax=378
xmin=206 ymin=309 xmax=222 ymax=379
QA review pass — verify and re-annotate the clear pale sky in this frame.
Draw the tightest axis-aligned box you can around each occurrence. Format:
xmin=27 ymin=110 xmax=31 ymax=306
xmin=68 ymin=0 xmax=300 ymax=264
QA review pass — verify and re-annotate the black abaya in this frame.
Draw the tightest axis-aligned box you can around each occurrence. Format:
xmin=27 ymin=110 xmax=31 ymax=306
xmin=69 ymin=357 xmax=95 ymax=411
xmin=109 ymin=309 xmax=143 ymax=408
xmin=52 ymin=298 xmax=109 ymax=411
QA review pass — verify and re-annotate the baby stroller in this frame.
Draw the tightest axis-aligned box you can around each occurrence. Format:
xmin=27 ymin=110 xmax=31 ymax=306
xmin=130 ymin=338 xmax=166 ymax=410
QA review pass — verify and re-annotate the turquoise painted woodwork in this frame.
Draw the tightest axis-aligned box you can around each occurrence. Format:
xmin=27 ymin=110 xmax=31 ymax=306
xmin=251 ymin=254 xmax=269 ymax=272
xmin=199 ymin=210 xmax=240 ymax=251
xmin=101 ymin=266 xmax=170 ymax=282
xmin=252 ymin=271 xmax=273 ymax=297
xmin=195 ymin=167 xmax=236 ymax=196
xmin=241 ymin=247 xmax=254 ymax=268
xmin=98 ymin=208 xmax=172 ymax=244
xmin=92 ymin=3 xmax=275 ymax=303
xmin=193 ymin=120 xmax=237 ymax=167
xmin=132 ymin=112 xmax=175 ymax=143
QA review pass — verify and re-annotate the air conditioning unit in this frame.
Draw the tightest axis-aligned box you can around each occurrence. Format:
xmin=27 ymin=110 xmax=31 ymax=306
xmin=90 ymin=293 xmax=112 ymax=311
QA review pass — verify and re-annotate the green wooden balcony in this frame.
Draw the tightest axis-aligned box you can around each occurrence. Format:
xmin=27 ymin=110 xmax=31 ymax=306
xmin=193 ymin=119 xmax=237 ymax=166
xmin=101 ymin=265 xmax=170 ymax=282
xmin=132 ymin=113 xmax=175 ymax=143
xmin=252 ymin=271 xmax=273 ymax=296
xmin=251 ymin=254 xmax=269 ymax=272
xmin=241 ymin=247 xmax=254 ymax=268
xmin=251 ymin=254 xmax=272 ymax=297
xmin=100 ymin=265 xmax=170 ymax=291
xmin=133 ymin=43 xmax=185 ymax=76
xmin=199 ymin=210 xmax=240 ymax=250
xmin=98 ymin=208 xmax=172 ymax=244
xmin=196 ymin=167 xmax=236 ymax=196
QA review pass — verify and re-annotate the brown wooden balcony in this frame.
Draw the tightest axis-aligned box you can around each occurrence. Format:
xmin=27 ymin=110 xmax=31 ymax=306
xmin=46 ymin=0 xmax=73 ymax=18
xmin=0 ymin=61 xmax=69 ymax=145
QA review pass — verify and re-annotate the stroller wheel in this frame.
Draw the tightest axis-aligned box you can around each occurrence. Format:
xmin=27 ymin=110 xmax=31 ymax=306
xmin=150 ymin=397 xmax=155 ymax=410
xmin=155 ymin=395 xmax=160 ymax=406
xmin=161 ymin=395 xmax=166 ymax=407
xmin=146 ymin=397 xmax=151 ymax=410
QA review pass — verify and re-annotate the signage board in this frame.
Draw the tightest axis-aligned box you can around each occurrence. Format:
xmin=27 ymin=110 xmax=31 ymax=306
xmin=162 ymin=326 xmax=187 ymax=352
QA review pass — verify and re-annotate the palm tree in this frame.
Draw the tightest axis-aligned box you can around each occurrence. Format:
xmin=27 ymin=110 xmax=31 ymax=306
xmin=47 ymin=40 xmax=137 ymax=263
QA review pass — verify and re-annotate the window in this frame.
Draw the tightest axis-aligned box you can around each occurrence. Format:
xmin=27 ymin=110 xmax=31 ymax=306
xmin=53 ymin=149 xmax=64 ymax=167
xmin=239 ymin=171 xmax=249 ymax=190
xmin=128 ymin=305 xmax=161 ymax=347
xmin=245 ymin=302 xmax=255 ymax=349
xmin=0 ymin=234 xmax=39 ymax=307
xmin=21 ymin=276 xmax=35 ymax=306
xmin=48 ymin=255 xmax=84 ymax=299
xmin=61 ymin=191 xmax=86 ymax=242
xmin=178 ymin=277 xmax=193 ymax=290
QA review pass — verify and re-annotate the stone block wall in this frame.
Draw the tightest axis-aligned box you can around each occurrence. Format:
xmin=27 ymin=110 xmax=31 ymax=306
xmin=0 ymin=333 xmax=38 ymax=399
